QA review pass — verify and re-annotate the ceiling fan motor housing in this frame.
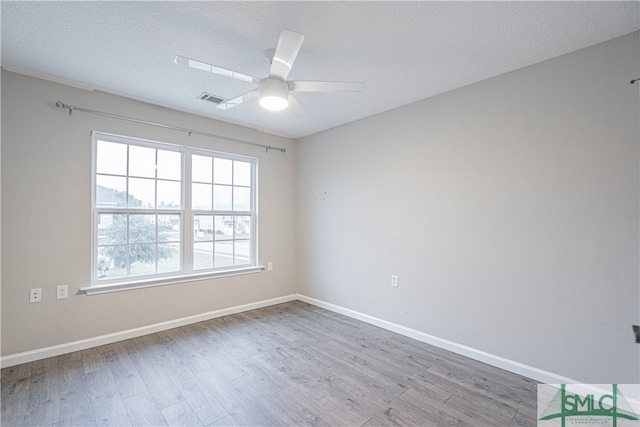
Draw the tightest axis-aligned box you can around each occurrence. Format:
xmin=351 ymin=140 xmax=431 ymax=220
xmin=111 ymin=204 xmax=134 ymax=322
xmin=259 ymin=77 xmax=289 ymax=111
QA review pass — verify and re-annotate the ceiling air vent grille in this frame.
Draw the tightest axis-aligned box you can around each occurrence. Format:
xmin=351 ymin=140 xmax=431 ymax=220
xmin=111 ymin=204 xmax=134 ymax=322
xmin=197 ymin=92 xmax=225 ymax=105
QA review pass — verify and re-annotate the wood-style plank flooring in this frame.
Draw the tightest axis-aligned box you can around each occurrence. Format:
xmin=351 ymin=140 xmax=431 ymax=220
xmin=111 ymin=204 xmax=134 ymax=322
xmin=1 ymin=301 xmax=538 ymax=426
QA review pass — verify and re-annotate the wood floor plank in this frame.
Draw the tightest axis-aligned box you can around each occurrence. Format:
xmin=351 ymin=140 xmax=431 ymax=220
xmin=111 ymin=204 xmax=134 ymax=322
xmin=200 ymin=348 xmax=247 ymax=381
xmin=369 ymin=396 xmax=468 ymax=427
xmin=512 ymin=406 xmax=538 ymax=427
xmin=257 ymin=388 xmax=332 ymax=426
xmin=398 ymin=387 xmax=483 ymax=426
xmin=81 ymin=347 xmax=108 ymax=374
xmin=207 ymin=414 xmax=241 ymax=427
xmin=195 ymin=367 xmax=246 ymax=412
xmin=57 ymin=360 xmax=96 ymax=426
xmin=284 ymin=381 xmax=372 ymax=426
xmin=251 ymin=346 xmax=330 ymax=392
xmin=1 ymin=389 xmax=29 ymax=426
xmin=2 ymin=302 xmax=539 ymax=426
xmin=469 ymin=369 xmax=538 ymax=411
xmin=162 ymin=359 xmax=229 ymax=425
xmin=444 ymin=393 xmax=518 ymax=426
xmin=124 ymin=337 xmax=184 ymax=409
xmin=102 ymin=342 xmax=147 ymax=399
xmin=1 ymin=362 xmax=32 ymax=399
xmin=122 ymin=390 xmax=168 ymax=426
xmin=161 ymin=327 xmax=214 ymax=374
xmin=85 ymin=367 xmax=131 ymax=426
xmin=24 ymin=357 xmax=60 ymax=426
xmin=160 ymin=399 xmax=203 ymax=426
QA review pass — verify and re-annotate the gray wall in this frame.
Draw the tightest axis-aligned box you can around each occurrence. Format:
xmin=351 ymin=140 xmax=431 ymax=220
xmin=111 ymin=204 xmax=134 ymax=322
xmin=1 ymin=71 xmax=298 ymax=356
xmin=297 ymin=32 xmax=640 ymax=383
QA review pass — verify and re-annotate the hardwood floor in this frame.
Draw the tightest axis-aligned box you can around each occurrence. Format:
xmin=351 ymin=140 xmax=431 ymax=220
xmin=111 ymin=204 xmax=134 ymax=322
xmin=1 ymin=301 xmax=538 ymax=426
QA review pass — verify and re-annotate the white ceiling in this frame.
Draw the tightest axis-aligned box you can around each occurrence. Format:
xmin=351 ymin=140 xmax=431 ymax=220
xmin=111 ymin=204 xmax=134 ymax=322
xmin=2 ymin=1 xmax=638 ymax=139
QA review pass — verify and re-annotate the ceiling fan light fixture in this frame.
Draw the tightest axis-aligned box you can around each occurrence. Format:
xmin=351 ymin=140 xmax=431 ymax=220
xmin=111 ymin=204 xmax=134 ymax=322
xmin=259 ymin=78 xmax=289 ymax=111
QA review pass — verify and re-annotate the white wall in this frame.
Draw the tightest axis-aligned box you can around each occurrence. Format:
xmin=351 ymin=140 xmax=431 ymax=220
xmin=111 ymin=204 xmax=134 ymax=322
xmin=297 ymin=32 xmax=640 ymax=383
xmin=1 ymin=70 xmax=297 ymax=356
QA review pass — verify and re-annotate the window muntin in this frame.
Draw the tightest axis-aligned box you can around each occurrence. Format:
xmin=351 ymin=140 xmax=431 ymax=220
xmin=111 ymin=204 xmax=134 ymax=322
xmin=92 ymin=132 xmax=257 ymax=286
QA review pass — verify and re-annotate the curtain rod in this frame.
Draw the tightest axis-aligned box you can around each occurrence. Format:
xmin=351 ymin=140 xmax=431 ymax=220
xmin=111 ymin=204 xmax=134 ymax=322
xmin=54 ymin=101 xmax=286 ymax=153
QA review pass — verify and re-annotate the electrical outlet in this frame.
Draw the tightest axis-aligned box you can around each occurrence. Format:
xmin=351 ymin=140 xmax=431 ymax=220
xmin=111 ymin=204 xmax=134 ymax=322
xmin=30 ymin=288 xmax=42 ymax=303
xmin=57 ymin=285 xmax=68 ymax=300
xmin=391 ymin=275 xmax=399 ymax=288
xmin=267 ymin=262 xmax=273 ymax=271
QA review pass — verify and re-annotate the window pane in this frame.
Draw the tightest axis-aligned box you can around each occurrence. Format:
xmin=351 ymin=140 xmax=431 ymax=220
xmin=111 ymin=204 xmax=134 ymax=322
xmin=158 ymin=214 xmax=180 ymax=242
xmin=194 ymin=242 xmax=213 ymax=270
xmin=194 ymin=215 xmax=213 ymax=241
xmin=192 ymin=183 xmax=212 ymax=210
xmin=192 ymin=155 xmax=212 ymax=183
xmin=129 ymin=145 xmax=156 ymax=178
xmin=129 ymin=214 xmax=156 ymax=243
xmin=235 ymin=216 xmax=251 ymax=239
xmin=233 ymin=161 xmax=251 ymax=186
xmin=97 ymin=246 xmax=126 ymax=280
xmin=233 ymin=187 xmax=251 ymax=211
xmin=98 ymin=213 xmax=127 ymax=245
xmin=234 ymin=240 xmax=251 ymax=265
xmin=214 ymin=241 xmax=234 ymax=268
xmin=96 ymin=141 xmax=127 ymax=175
xmin=129 ymin=244 xmax=156 ymax=276
xmin=214 ymin=158 xmax=232 ymax=184
xmin=158 ymin=243 xmax=181 ymax=273
xmin=157 ymin=150 xmax=181 ymax=180
xmin=157 ymin=180 xmax=181 ymax=209
xmin=97 ymin=176 xmax=126 ymax=208
xmin=213 ymin=185 xmax=232 ymax=210
xmin=215 ymin=216 xmax=233 ymax=240
xmin=129 ymin=178 xmax=155 ymax=208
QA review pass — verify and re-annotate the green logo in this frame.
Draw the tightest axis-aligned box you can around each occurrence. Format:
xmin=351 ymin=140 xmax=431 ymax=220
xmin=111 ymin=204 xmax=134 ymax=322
xmin=539 ymin=384 xmax=639 ymax=427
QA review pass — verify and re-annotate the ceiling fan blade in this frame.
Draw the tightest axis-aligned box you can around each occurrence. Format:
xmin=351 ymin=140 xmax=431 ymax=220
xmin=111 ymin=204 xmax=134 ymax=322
xmin=269 ymin=30 xmax=305 ymax=80
xmin=175 ymin=55 xmax=261 ymax=85
xmin=288 ymin=81 xmax=364 ymax=93
xmin=216 ymin=89 xmax=260 ymax=110
xmin=287 ymin=94 xmax=309 ymax=118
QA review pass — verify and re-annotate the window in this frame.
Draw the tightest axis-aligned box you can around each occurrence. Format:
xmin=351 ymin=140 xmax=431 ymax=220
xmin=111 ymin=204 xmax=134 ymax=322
xmin=92 ymin=132 xmax=258 ymax=289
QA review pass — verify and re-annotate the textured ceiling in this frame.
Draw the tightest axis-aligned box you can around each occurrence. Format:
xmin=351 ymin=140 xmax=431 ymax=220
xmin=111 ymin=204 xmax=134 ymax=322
xmin=2 ymin=1 xmax=638 ymax=139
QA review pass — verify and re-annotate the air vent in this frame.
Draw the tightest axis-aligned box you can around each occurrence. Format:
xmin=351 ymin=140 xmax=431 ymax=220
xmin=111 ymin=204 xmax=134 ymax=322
xmin=197 ymin=92 xmax=225 ymax=105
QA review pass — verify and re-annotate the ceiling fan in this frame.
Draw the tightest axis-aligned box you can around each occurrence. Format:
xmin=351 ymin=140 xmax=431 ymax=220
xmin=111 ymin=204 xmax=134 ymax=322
xmin=175 ymin=30 xmax=364 ymax=117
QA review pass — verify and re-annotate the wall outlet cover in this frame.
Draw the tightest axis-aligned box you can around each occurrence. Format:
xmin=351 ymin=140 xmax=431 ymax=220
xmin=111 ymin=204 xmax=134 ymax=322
xmin=57 ymin=285 xmax=68 ymax=300
xmin=29 ymin=288 xmax=42 ymax=303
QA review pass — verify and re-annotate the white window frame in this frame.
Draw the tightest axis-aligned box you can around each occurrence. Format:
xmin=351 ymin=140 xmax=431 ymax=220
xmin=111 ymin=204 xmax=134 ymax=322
xmin=87 ymin=131 xmax=261 ymax=295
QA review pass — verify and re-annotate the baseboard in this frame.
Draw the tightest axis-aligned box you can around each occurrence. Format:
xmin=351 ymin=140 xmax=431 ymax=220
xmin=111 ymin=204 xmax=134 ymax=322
xmin=0 ymin=294 xmax=297 ymax=368
xmin=296 ymin=293 xmax=580 ymax=385
xmin=0 ymin=292 xmax=581 ymax=385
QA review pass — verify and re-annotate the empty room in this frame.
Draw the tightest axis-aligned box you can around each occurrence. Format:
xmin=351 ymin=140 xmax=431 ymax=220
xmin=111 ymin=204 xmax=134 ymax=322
xmin=1 ymin=2 xmax=639 ymax=426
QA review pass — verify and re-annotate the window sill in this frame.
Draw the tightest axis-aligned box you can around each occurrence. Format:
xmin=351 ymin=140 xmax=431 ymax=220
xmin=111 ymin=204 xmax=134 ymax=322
xmin=81 ymin=266 xmax=265 ymax=295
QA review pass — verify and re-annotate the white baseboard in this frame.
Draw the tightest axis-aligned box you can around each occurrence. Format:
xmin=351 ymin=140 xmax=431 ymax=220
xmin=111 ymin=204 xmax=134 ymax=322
xmin=296 ymin=294 xmax=580 ymax=385
xmin=0 ymin=294 xmax=297 ymax=368
xmin=0 ymin=292 xmax=581 ymax=385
